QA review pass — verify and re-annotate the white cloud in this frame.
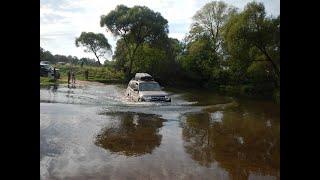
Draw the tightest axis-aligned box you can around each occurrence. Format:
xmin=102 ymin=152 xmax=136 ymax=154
xmin=40 ymin=0 xmax=279 ymax=63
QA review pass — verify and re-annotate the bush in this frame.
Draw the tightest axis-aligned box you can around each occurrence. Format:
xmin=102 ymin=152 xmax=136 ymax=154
xmin=218 ymin=83 xmax=276 ymax=101
xmin=40 ymin=77 xmax=67 ymax=86
xmin=240 ymin=85 xmax=254 ymax=95
xmin=273 ymin=88 xmax=280 ymax=104
xmin=218 ymin=85 xmax=241 ymax=95
xmin=239 ymin=83 xmax=274 ymax=97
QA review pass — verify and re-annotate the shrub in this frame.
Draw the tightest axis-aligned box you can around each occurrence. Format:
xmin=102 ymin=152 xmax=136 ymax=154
xmin=273 ymin=88 xmax=280 ymax=104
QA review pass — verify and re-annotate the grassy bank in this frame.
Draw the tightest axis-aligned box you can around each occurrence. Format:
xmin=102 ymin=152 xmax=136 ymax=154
xmin=165 ymin=80 xmax=279 ymax=104
xmin=55 ymin=64 xmax=125 ymax=84
xmin=40 ymin=77 xmax=67 ymax=86
xmin=42 ymin=64 xmax=279 ymax=104
xmin=215 ymin=84 xmax=279 ymax=103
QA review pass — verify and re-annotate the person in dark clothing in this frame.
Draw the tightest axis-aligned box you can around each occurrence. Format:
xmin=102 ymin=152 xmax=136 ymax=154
xmin=71 ymin=71 xmax=76 ymax=84
xmin=67 ymin=70 xmax=71 ymax=84
xmin=84 ymin=69 xmax=89 ymax=80
xmin=53 ymin=68 xmax=57 ymax=81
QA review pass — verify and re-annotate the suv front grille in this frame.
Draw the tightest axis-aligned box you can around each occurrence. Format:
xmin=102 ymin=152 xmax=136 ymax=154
xmin=151 ymin=96 xmax=165 ymax=101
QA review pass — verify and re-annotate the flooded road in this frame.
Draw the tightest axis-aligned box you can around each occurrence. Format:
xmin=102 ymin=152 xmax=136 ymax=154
xmin=40 ymin=82 xmax=280 ymax=180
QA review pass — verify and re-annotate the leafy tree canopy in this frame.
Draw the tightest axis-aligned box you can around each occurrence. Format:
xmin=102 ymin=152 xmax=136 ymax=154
xmin=100 ymin=5 xmax=169 ymax=77
xmin=75 ymin=32 xmax=112 ymax=65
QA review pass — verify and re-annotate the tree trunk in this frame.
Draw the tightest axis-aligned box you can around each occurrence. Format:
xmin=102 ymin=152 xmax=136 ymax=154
xmin=93 ymin=52 xmax=101 ymax=65
xmin=264 ymin=51 xmax=279 ymax=78
xmin=127 ymin=44 xmax=141 ymax=78
xmin=91 ymin=47 xmax=101 ymax=66
xmin=256 ymin=47 xmax=280 ymax=78
xmin=251 ymin=59 xmax=280 ymax=88
xmin=263 ymin=51 xmax=280 ymax=88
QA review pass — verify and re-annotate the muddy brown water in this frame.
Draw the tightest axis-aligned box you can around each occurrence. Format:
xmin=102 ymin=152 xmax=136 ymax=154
xmin=40 ymin=82 xmax=279 ymax=180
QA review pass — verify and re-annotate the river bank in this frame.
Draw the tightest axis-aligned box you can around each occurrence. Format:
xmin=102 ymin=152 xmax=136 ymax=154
xmin=40 ymin=74 xmax=280 ymax=104
xmin=40 ymin=64 xmax=279 ymax=103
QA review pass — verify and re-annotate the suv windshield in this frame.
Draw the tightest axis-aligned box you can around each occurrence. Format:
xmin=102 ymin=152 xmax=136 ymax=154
xmin=139 ymin=82 xmax=161 ymax=91
xmin=43 ymin=65 xmax=52 ymax=70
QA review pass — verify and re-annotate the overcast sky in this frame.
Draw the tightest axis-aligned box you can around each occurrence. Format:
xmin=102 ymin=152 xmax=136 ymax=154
xmin=40 ymin=0 xmax=279 ymax=63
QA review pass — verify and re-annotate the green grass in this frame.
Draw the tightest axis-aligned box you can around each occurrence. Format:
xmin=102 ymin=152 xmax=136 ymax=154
xmin=40 ymin=77 xmax=67 ymax=86
xmin=54 ymin=64 xmax=125 ymax=84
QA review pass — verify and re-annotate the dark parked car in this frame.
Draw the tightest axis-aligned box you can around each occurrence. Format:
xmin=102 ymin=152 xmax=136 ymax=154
xmin=40 ymin=63 xmax=60 ymax=79
xmin=40 ymin=61 xmax=50 ymax=65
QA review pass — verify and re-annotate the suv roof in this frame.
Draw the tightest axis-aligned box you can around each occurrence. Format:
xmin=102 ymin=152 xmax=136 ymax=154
xmin=131 ymin=80 xmax=157 ymax=84
xmin=134 ymin=73 xmax=154 ymax=81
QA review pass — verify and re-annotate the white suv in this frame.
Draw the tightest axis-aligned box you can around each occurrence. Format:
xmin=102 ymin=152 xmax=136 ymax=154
xmin=126 ymin=73 xmax=171 ymax=102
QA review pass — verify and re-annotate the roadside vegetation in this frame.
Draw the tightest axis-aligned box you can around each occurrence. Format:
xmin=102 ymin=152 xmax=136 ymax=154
xmin=40 ymin=77 xmax=67 ymax=86
xmin=40 ymin=1 xmax=280 ymax=103
xmin=55 ymin=64 xmax=125 ymax=83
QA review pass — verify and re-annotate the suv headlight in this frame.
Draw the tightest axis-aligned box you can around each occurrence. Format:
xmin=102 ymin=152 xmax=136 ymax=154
xmin=165 ymin=96 xmax=171 ymax=101
xmin=142 ymin=96 xmax=152 ymax=101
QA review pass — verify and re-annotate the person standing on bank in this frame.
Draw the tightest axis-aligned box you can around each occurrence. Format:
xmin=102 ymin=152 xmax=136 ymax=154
xmin=84 ymin=69 xmax=89 ymax=80
xmin=71 ymin=71 xmax=76 ymax=84
xmin=67 ymin=69 xmax=71 ymax=84
xmin=53 ymin=67 xmax=57 ymax=81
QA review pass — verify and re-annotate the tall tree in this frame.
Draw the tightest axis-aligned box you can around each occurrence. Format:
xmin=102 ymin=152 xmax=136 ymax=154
xmin=189 ymin=1 xmax=236 ymax=53
xmin=112 ymin=38 xmax=130 ymax=71
xmin=179 ymin=36 xmax=217 ymax=84
xmin=100 ymin=5 xmax=169 ymax=78
xmin=75 ymin=32 xmax=112 ymax=65
xmin=180 ymin=1 xmax=237 ymax=86
xmin=223 ymin=2 xmax=280 ymax=85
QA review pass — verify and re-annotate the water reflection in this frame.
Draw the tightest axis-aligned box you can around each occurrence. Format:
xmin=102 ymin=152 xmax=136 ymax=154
xmin=180 ymin=110 xmax=280 ymax=180
xmin=67 ymin=84 xmax=76 ymax=89
xmin=41 ymin=84 xmax=59 ymax=93
xmin=95 ymin=112 xmax=166 ymax=156
xmin=52 ymin=84 xmax=58 ymax=91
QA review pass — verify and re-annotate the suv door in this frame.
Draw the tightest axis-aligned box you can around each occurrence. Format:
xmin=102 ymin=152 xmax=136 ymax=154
xmin=126 ymin=82 xmax=131 ymax=96
xmin=127 ymin=81 xmax=133 ymax=97
xmin=131 ymin=82 xmax=139 ymax=101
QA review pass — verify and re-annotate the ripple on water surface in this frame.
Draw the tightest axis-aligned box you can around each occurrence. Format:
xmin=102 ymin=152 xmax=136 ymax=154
xmin=40 ymin=82 xmax=280 ymax=180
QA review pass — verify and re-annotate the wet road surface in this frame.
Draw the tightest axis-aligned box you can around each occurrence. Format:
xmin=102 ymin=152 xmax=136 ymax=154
xmin=40 ymin=82 xmax=279 ymax=180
